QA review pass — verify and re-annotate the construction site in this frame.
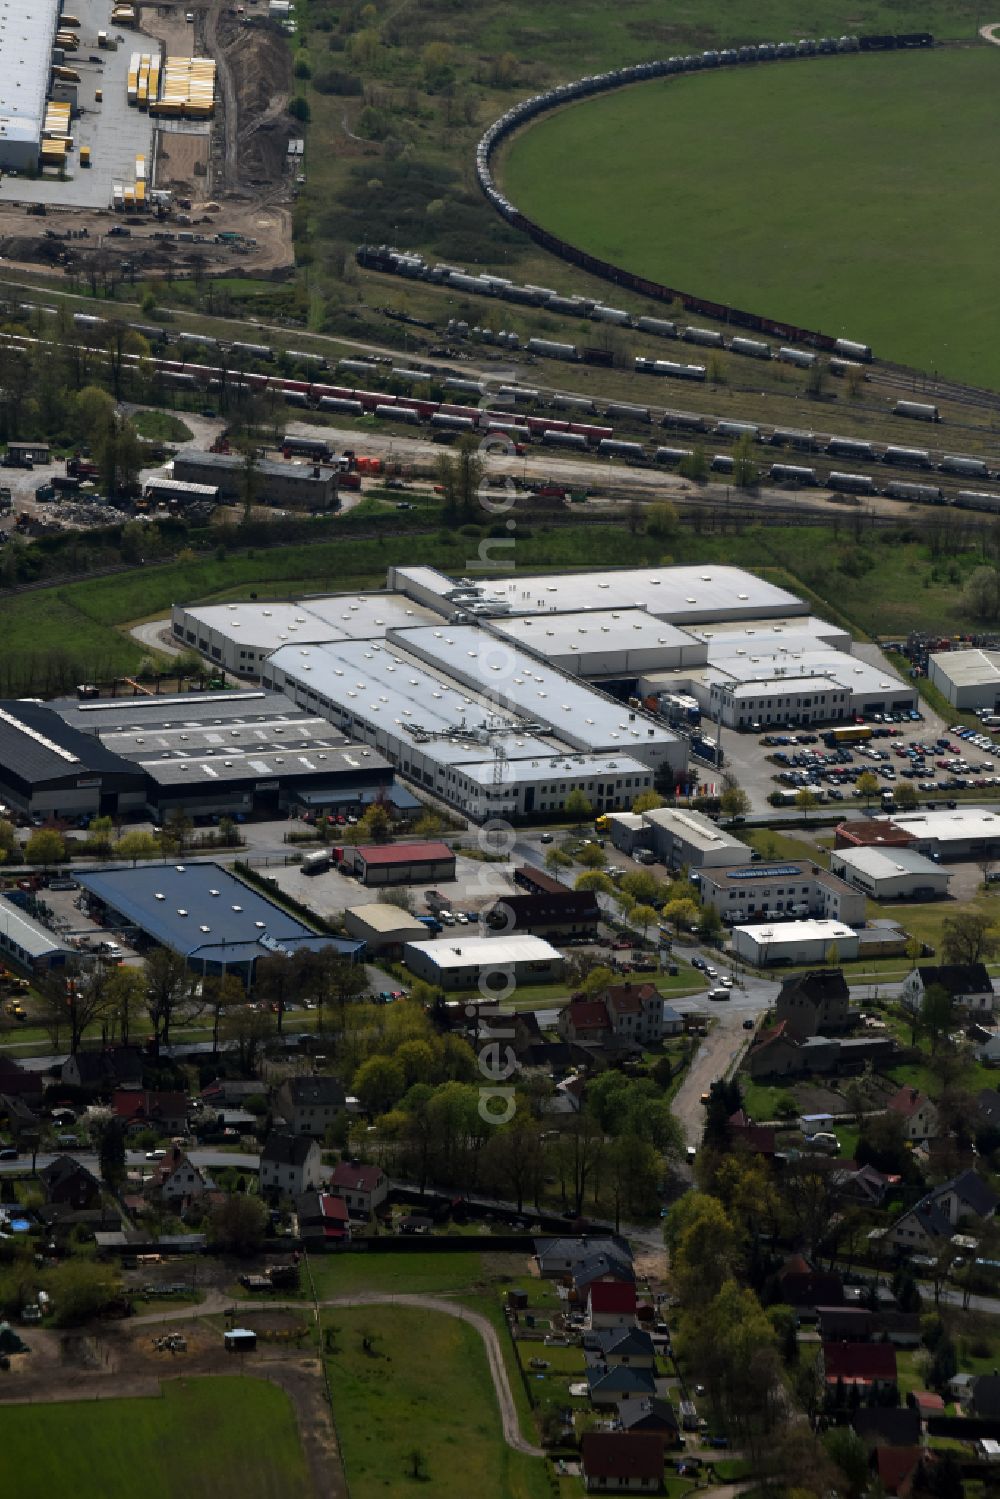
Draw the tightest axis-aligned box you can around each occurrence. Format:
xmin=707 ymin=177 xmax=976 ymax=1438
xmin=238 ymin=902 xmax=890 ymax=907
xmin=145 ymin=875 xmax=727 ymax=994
xmin=0 ymin=0 xmax=295 ymax=274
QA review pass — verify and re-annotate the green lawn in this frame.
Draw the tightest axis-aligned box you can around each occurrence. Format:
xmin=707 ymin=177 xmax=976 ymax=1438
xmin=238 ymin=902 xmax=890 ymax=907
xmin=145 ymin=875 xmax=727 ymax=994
xmin=323 ymin=1305 xmax=549 ymax=1499
xmin=0 ymin=1377 xmax=312 ymax=1499
xmin=309 ymin=1248 xmax=534 ymax=1300
xmin=503 ymin=48 xmax=1000 ymax=388
xmin=132 ymin=409 xmax=194 ymax=443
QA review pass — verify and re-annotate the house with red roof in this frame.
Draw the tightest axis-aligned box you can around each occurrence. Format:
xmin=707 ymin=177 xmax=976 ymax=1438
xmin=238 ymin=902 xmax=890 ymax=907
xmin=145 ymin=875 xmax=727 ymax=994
xmin=887 ymin=1086 xmax=940 ymax=1142
xmin=112 ymin=1088 xmax=188 ymax=1137
xmin=728 ymin=1109 xmax=777 ymax=1158
xmin=295 ymin=1190 xmax=351 ymax=1246
xmin=581 ymin=1431 xmax=664 ymax=1493
xmin=559 ymin=999 xmax=612 ymax=1045
xmin=604 ymin=983 xmax=664 ymax=1046
xmin=148 ymin=1145 xmax=214 ymax=1206
xmin=778 ymin=1254 xmax=844 ymax=1313
xmin=341 ymin=841 xmax=455 ymax=887
xmin=587 ymin=1280 xmax=637 ymax=1330
xmin=821 ymin=1341 xmax=898 ymax=1394
xmin=876 ymin=1447 xmax=921 ymax=1499
xmin=328 ymin=1160 xmax=388 ymax=1217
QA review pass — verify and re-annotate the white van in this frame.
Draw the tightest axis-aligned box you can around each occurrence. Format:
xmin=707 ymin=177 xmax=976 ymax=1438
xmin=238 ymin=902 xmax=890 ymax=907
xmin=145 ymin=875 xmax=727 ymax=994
xmin=807 ymin=1132 xmax=840 ymax=1155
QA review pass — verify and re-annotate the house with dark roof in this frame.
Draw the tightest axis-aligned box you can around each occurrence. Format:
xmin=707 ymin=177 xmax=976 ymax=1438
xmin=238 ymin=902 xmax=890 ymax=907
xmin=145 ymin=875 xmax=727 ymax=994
xmin=294 ymin=1190 xmax=351 ymax=1247
xmin=587 ymin=1362 xmax=658 ymax=1406
xmin=967 ymin=1374 xmax=1000 ymax=1418
xmin=581 ymin=1431 xmax=664 ymax=1492
xmin=328 ymin=1160 xmax=388 ymax=1217
xmin=775 ymin=969 xmax=852 ymax=1040
xmin=535 ymin=1236 xmax=632 ymax=1280
xmin=852 ymin=1407 xmax=921 ymax=1450
xmin=888 ymin=1169 xmax=999 ymax=1252
xmin=572 ymin=1252 xmax=637 ymax=1302
xmin=604 ymin=984 xmax=664 ymax=1047
xmin=583 ymin=1326 xmax=657 ymax=1369
xmin=260 ymin=1132 xmax=324 ymax=1199
xmin=728 ymin=1109 xmax=777 ymax=1158
xmin=0 ymin=1055 xmax=41 ymax=1100
xmin=487 ymin=869 xmax=600 ymax=939
xmin=0 ymin=1093 xmax=40 ymax=1145
xmin=149 ymin=1146 xmax=214 ymax=1205
xmin=40 ymin=1155 xmax=101 ymax=1209
xmin=777 ymin=1255 xmax=844 ymax=1313
xmin=588 ymin=1281 xmax=638 ymax=1329
xmin=886 ymin=1086 xmax=940 ymax=1142
xmin=822 ymin=1341 xmax=898 ymax=1393
xmin=274 ymin=1075 xmax=347 ymax=1138
xmin=62 ymin=1047 xmax=144 ymax=1092
xmin=832 ymin=1163 xmax=898 ymax=1207
xmin=903 ymin=964 xmax=994 ymax=1018
xmin=618 ymin=1396 xmax=680 ymax=1442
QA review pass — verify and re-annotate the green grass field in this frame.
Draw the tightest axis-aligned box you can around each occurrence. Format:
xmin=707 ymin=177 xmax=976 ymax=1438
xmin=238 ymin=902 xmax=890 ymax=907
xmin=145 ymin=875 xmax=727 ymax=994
xmin=503 ymin=48 xmax=1000 ymax=387
xmin=323 ymin=1305 xmax=549 ymax=1499
xmin=0 ymin=1377 xmax=312 ymax=1499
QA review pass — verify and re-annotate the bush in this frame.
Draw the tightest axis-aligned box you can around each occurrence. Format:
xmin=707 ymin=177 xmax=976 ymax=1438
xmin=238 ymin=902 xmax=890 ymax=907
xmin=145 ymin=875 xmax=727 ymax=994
xmin=313 ymin=67 xmax=363 ymax=94
xmin=288 ymin=96 xmax=311 ymax=122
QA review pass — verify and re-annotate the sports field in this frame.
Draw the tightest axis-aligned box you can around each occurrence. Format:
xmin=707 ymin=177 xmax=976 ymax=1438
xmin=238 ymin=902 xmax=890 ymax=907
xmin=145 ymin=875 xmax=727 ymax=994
xmin=502 ymin=47 xmax=1000 ymax=387
xmin=0 ymin=1377 xmax=313 ymax=1499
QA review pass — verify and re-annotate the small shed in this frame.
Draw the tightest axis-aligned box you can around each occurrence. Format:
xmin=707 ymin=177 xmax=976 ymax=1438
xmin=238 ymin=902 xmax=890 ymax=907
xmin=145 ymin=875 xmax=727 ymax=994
xmin=224 ymin=1327 xmax=257 ymax=1353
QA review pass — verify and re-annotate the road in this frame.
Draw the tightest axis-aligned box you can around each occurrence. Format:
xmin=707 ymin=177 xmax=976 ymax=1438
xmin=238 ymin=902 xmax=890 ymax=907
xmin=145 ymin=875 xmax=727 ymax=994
xmin=0 ymin=1147 xmax=261 ymax=1175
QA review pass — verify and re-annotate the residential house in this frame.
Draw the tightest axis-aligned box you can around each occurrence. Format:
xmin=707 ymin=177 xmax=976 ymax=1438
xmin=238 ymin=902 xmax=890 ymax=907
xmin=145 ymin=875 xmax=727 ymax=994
xmin=588 ymin=1281 xmax=638 ymax=1330
xmin=947 ymin=1373 xmax=976 ymax=1405
xmin=0 ymin=1093 xmax=40 ymax=1146
xmin=875 ymin=1447 xmax=921 ymax=1499
xmin=822 ymin=1341 xmax=898 ymax=1395
xmin=150 ymin=1146 xmax=213 ymax=1204
xmin=474 ymin=1009 xmax=544 ymax=1060
xmin=488 ymin=869 xmax=600 ymax=939
xmin=273 ymin=1075 xmax=347 ymax=1138
xmin=200 ymin=1079 xmax=266 ymax=1109
xmin=40 ymin=1155 xmax=101 ymax=1209
xmin=886 ymin=1086 xmax=940 ymax=1142
xmin=604 ymin=984 xmax=664 ymax=1047
xmin=587 ymin=1362 xmax=657 ymax=1407
xmin=777 ymin=1255 xmax=844 ymax=1313
xmin=728 ymin=1110 xmax=777 ymax=1159
xmin=61 ymin=1047 xmax=143 ymax=1091
xmin=572 ymin=1252 xmax=637 ymax=1303
xmin=618 ymin=1396 xmax=680 ymax=1442
xmin=831 ymin=1163 xmax=898 ymax=1207
xmin=0 ymin=1055 xmax=42 ymax=1099
xmin=559 ymin=999 xmax=612 ymax=1047
xmin=583 ymin=1327 xmax=657 ymax=1369
xmin=877 ymin=1312 xmax=922 ymax=1348
xmin=817 ymin=1306 xmax=875 ymax=1342
xmin=328 ymin=1160 xmax=388 ymax=1218
xmin=911 ymin=1391 xmax=945 ymax=1420
xmin=661 ymin=1005 xmax=684 ymax=1037
xmin=260 ymin=1132 xmax=324 ymax=1200
xmin=775 ymin=969 xmax=852 ymax=1041
xmin=852 ymin=1408 xmax=921 ymax=1452
xmin=746 ymin=1025 xmax=896 ymax=1081
xmin=969 ymin=1374 xmax=1000 ymax=1418
xmin=112 ymin=1089 xmax=189 ymax=1137
xmin=535 ymin=1237 xmax=633 ymax=1280
xmin=581 ymin=1431 xmax=664 ymax=1493
xmin=294 ymin=1190 xmax=351 ymax=1247
xmin=888 ymin=1169 xmax=999 ymax=1251
xmin=903 ymin=964 xmax=994 ymax=1018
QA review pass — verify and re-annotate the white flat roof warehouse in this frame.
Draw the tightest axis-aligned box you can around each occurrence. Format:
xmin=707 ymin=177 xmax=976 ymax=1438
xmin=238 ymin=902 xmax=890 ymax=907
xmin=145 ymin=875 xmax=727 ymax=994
xmin=735 ymin=919 xmax=856 ymax=944
xmin=476 ymin=566 xmax=807 ymax=622
xmin=403 ymin=935 xmax=563 ymax=970
xmin=893 ymin=809 xmax=1000 ymax=843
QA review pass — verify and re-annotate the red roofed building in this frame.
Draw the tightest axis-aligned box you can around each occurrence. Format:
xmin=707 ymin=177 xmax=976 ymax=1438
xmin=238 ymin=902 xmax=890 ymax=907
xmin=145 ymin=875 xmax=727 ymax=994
xmin=581 ymin=1431 xmax=664 ymax=1492
xmin=559 ymin=999 xmax=612 ymax=1045
xmin=342 ymin=842 xmax=455 ymax=887
xmin=835 ymin=819 xmax=917 ymax=851
xmin=329 ymin=1160 xmax=388 ymax=1217
xmin=728 ymin=1109 xmax=777 ymax=1158
xmin=588 ymin=1281 xmax=638 ymax=1330
xmin=605 ymin=984 xmax=664 ymax=1046
xmin=876 ymin=1447 xmax=921 ymax=1499
xmin=822 ymin=1341 xmax=898 ymax=1393
xmin=295 ymin=1190 xmax=351 ymax=1246
xmin=112 ymin=1089 xmax=188 ymax=1136
xmin=886 ymin=1086 xmax=940 ymax=1142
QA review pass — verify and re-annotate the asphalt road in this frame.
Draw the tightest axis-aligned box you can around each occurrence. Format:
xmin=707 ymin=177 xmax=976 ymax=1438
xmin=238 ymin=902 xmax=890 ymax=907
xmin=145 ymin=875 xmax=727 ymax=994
xmin=0 ymin=1147 xmax=261 ymax=1176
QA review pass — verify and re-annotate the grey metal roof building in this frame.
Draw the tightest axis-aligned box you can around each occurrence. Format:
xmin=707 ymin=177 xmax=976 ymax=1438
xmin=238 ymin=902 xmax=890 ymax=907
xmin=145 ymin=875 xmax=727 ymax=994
xmin=77 ymin=862 xmax=363 ymax=979
xmin=0 ymin=894 xmax=72 ymax=971
xmin=51 ymin=689 xmax=306 ymax=735
xmin=0 ymin=700 xmax=147 ymax=818
xmin=172 ymin=452 xmax=339 ymax=512
xmin=0 ymin=0 xmax=61 ymax=170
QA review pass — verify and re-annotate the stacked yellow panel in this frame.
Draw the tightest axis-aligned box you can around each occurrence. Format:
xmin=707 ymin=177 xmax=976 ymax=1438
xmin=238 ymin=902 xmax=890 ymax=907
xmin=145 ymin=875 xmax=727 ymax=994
xmin=127 ymin=50 xmax=140 ymax=104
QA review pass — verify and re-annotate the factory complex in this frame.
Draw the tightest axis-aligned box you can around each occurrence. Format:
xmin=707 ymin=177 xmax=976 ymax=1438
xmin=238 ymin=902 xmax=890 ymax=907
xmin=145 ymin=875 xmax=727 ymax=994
xmin=163 ymin=562 xmax=911 ymax=820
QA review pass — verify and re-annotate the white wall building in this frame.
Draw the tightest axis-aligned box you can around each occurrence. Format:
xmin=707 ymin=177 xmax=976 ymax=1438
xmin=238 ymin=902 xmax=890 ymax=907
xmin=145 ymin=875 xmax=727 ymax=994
xmin=829 ymin=846 xmax=952 ymax=901
xmin=642 ymin=807 xmax=751 ymax=869
xmin=891 ymin=808 xmax=1000 ymax=862
xmin=731 ymin=919 xmax=860 ymax=967
xmin=928 ymin=649 xmax=1000 ymax=712
xmin=402 ymin=934 xmax=565 ymax=992
xmin=698 ymin=862 xmax=867 ymax=926
xmin=489 ymin=609 xmax=707 ymax=677
xmin=0 ymin=0 xmax=61 ymax=170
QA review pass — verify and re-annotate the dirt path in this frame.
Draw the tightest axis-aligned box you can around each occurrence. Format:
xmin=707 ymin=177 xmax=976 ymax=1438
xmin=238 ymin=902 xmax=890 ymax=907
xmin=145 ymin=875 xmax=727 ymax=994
xmin=978 ymin=22 xmax=1000 ymax=42
xmin=671 ymin=1011 xmax=754 ymax=1145
xmin=204 ymin=0 xmax=238 ymax=190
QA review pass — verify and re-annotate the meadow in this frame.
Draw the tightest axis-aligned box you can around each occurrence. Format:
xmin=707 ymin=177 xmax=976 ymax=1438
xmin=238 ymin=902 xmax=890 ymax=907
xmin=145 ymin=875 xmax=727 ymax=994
xmin=0 ymin=1377 xmax=312 ymax=1499
xmin=502 ymin=47 xmax=1000 ymax=386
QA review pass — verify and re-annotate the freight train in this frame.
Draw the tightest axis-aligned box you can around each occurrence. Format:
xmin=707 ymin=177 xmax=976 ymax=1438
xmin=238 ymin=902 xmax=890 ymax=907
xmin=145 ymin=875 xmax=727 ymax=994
xmin=470 ymin=34 xmax=931 ymax=354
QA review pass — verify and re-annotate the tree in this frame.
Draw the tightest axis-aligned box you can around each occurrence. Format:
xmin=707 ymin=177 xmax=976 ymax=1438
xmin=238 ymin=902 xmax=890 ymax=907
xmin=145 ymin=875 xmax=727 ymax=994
xmin=630 ymin=904 xmax=659 ymax=940
xmin=920 ymin=982 xmax=954 ymax=1052
xmin=631 ymin=789 xmax=665 ymax=814
xmin=646 ymin=501 xmax=678 ymax=538
xmin=579 ymin=965 xmax=615 ymax=996
xmin=48 ymin=1260 xmax=123 ymax=1325
xmin=544 ymin=847 xmax=573 ymax=872
xmin=24 ymin=828 xmax=65 ymax=867
xmin=823 ymin=1428 xmax=870 ymax=1499
xmin=98 ymin=1116 xmax=127 ymax=1191
xmin=104 ymin=964 xmax=146 ymax=1046
xmin=159 ymin=809 xmax=193 ymax=857
xmin=144 ymin=946 xmax=194 ymax=1047
xmin=203 ymin=972 xmax=246 ymax=1051
xmin=856 ymin=770 xmax=879 ymax=808
xmin=220 ymin=1004 xmax=274 ymax=1074
xmin=662 ymin=897 xmax=700 ymax=936
xmin=894 ymin=781 xmax=919 ymax=811
xmin=963 ymin=566 xmax=1000 ymax=622
xmin=719 ymin=784 xmax=751 ymax=821
xmin=37 ymin=966 xmax=114 ymax=1054
xmin=208 ymin=1194 xmax=267 ymax=1255
xmin=941 ymin=910 xmax=999 ymax=966
xmin=115 ymin=830 xmax=160 ymax=865
xmin=0 ymin=818 xmax=16 ymax=864
xmin=354 ymin=1054 xmax=405 ymax=1115
xmin=575 ymin=842 xmax=607 ymax=869
xmin=795 ymin=787 xmax=819 ymax=821
xmin=732 ymin=433 xmax=759 ymax=489
xmin=664 ymin=1192 xmax=741 ymax=1308
xmin=564 ymin=788 xmax=593 ymax=822
xmin=575 ymin=871 xmax=615 ymax=895
xmin=253 ymin=952 xmax=296 ymax=1035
